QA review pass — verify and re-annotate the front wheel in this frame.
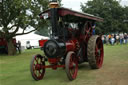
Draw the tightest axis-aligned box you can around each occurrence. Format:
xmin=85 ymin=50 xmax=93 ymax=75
xmin=65 ymin=51 xmax=78 ymax=81
xmin=87 ymin=35 xmax=104 ymax=69
xmin=30 ymin=54 xmax=45 ymax=80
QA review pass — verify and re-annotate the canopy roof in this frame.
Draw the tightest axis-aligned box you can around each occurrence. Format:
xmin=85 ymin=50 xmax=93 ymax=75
xmin=40 ymin=7 xmax=103 ymax=22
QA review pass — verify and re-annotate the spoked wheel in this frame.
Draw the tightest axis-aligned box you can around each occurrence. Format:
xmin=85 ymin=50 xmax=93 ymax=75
xmin=65 ymin=51 xmax=78 ymax=81
xmin=30 ymin=54 xmax=45 ymax=80
xmin=87 ymin=35 xmax=104 ymax=69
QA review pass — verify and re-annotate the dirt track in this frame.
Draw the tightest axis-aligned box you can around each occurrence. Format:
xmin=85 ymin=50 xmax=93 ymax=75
xmin=69 ymin=45 xmax=128 ymax=85
xmin=93 ymin=59 xmax=128 ymax=85
xmin=89 ymin=45 xmax=128 ymax=85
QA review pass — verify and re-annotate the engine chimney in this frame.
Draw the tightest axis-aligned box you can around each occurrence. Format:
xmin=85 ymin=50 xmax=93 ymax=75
xmin=49 ymin=0 xmax=59 ymax=8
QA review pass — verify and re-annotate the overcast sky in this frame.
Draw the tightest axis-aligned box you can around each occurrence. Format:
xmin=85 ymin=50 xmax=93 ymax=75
xmin=62 ymin=0 xmax=128 ymax=11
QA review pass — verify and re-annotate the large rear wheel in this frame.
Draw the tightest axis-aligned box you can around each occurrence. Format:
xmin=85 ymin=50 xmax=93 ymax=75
xmin=87 ymin=35 xmax=104 ymax=69
xmin=30 ymin=54 xmax=45 ymax=80
xmin=65 ymin=51 xmax=78 ymax=81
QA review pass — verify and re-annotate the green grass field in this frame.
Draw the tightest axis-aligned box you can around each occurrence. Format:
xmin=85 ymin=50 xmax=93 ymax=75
xmin=0 ymin=44 xmax=128 ymax=85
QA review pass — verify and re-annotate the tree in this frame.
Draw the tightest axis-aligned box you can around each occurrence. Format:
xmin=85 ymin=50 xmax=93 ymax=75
xmin=0 ymin=0 xmax=49 ymax=55
xmin=81 ymin=0 xmax=128 ymax=34
xmin=123 ymin=6 xmax=128 ymax=31
xmin=35 ymin=0 xmax=62 ymax=36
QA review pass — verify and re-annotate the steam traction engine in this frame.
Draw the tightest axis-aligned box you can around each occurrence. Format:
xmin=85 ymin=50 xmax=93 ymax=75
xmin=0 ymin=38 xmax=16 ymax=54
xmin=30 ymin=1 xmax=104 ymax=81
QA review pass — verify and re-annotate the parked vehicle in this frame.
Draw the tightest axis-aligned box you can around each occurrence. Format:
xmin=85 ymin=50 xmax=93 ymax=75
xmin=26 ymin=41 xmax=32 ymax=49
xmin=0 ymin=38 xmax=16 ymax=54
xmin=39 ymin=39 xmax=48 ymax=50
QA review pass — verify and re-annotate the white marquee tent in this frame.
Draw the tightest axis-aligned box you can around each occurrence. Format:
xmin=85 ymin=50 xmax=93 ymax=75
xmin=16 ymin=32 xmax=49 ymax=48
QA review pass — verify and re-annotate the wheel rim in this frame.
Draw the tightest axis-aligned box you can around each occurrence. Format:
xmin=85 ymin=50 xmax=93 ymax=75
xmin=65 ymin=52 xmax=78 ymax=80
xmin=30 ymin=55 xmax=45 ymax=80
xmin=69 ymin=54 xmax=78 ymax=79
xmin=95 ymin=38 xmax=104 ymax=68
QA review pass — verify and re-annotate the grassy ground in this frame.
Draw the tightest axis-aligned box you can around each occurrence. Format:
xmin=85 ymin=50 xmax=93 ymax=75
xmin=0 ymin=44 xmax=128 ymax=85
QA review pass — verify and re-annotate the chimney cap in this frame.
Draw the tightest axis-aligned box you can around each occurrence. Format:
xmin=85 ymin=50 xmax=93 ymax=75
xmin=49 ymin=0 xmax=57 ymax=2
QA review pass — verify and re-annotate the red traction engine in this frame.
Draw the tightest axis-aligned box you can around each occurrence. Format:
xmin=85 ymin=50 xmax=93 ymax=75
xmin=0 ymin=38 xmax=16 ymax=54
xmin=30 ymin=1 xmax=104 ymax=81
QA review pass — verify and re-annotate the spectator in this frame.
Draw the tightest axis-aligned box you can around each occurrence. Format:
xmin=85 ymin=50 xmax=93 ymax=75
xmin=17 ymin=41 xmax=21 ymax=54
xmin=111 ymin=35 xmax=115 ymax=45
xmin=124 ymin=33 xmax=127 ymax=44
xmin=108 ymin=34 xmax=111 ymax=44
xmin=119 ymin=33 xmax=124 ymax=44
xmin=116 ymin=34 xmax=119 ymax=44
xmin=127 ymin=34 xmax=128 ymax=44
xmin=102 ymin=35 xmax=105 ymax=44
xmin=114 ymin=34 xmax=116 ymax=43
xmin=26 ymin=41 xmax=32 ymax=49
xmin=92 ymin=24 xmax=96 ymax=35
xmin=106 ymin=35 xmax=109 ymax=45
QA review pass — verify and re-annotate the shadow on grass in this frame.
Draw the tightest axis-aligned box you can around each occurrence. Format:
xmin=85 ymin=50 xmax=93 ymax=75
xmin=78 ymin=63 xmax=91 ymax=71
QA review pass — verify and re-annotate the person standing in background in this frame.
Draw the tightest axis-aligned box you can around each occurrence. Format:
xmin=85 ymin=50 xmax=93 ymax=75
xmin=108 ymin=34 xmax=111 ymax=44
xmin=127 ymin=34 xmax=128 ymax=44
xmin=102 ymin=35 xmax=105 ymax=44
xmin=106 ymin=35 xmax=109 ymax=45
xmin=17 ymin=41 xmax=21 ymax=54
xmin=114 ymin=34 xmax=116 ymax=43
xmin=92 ymin=24 xmax=96 ymax=35
xmin=119 ymin=33 xmax=124 ymax=44
xmin=111 ymin=35 xmax=115 ymax=45
xmin=124 ymin=33 xmax=127 ymax=44
xmin=116 ymin=34 xmax=119 ymax=45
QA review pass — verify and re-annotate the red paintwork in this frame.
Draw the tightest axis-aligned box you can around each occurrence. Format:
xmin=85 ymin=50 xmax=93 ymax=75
xmin=58 ymin=8 xmax=103 ymax=22
xmin=39 ymin=39 xmax=48 ymax=47
xmin=0 ymin=38 xmax=16 ymax=49
xmin=68 ymin=52 xmax=78 ymax=79
xmin=32 ymin=55 xmax=45 ymax=80
xmin=95 ymin=38 xmax=104 ymax=68
xmin=41 ymin=65 xmax=65 ymax=69
xmin=0 ymin=38 xmax=16 ymax=46
xmin=48 ymin=58 xmax=63 ymax=69
xmin=66 ymin=39 xmax=79 ymax=52
xmin=0 ymin=38 xmax=7 ymax=46
xmin=43 ymin=39 xmax=79 ymax=70
xmin=48 ymin=58 xmax=60 ymax=63
xmin=40 ymin=7 xmax=103 ymax=22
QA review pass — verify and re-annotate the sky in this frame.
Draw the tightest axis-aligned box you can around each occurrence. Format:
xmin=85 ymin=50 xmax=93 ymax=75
xmin=61 ymin=0 xmax=128 ymax=11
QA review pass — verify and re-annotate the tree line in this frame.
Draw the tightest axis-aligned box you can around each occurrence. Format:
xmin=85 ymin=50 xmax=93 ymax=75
xmin=81 ymin=0 xmax=128 ymax=34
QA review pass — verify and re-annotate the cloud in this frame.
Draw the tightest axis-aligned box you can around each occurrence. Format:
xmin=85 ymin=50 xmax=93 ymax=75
xmin=120 ymin=0 xmax=128 ymax=6
xmin=62 ymin=0 xmax=88 ymax=11
xmin=62 ymin=0 xmax=128 ymax=11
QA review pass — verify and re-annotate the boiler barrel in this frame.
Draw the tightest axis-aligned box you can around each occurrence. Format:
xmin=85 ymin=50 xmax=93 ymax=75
xmin=43 ymin=40 xmax=77 ymax=58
